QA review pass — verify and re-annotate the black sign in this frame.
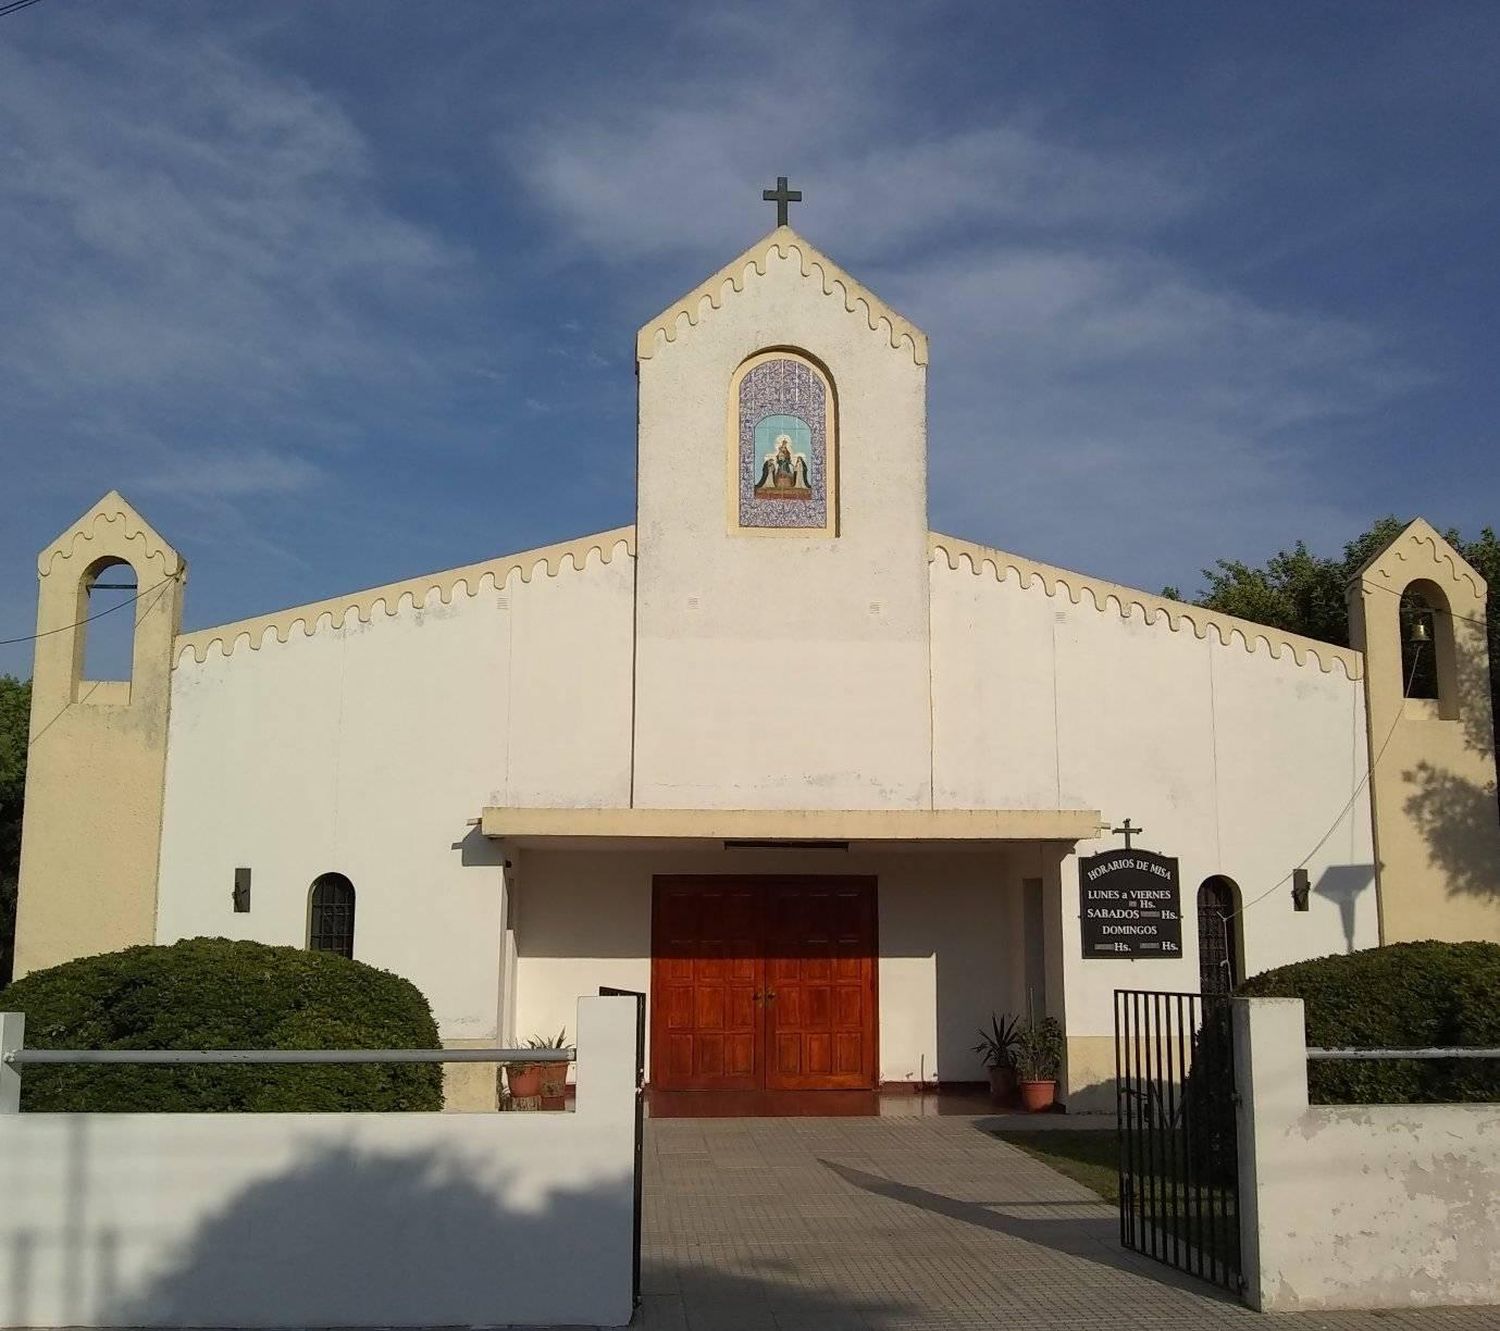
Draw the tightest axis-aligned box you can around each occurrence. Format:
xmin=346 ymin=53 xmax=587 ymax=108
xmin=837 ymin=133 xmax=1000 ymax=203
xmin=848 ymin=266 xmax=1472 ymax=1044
xmin=1080 ymin=849 xmax=1182 ymax=959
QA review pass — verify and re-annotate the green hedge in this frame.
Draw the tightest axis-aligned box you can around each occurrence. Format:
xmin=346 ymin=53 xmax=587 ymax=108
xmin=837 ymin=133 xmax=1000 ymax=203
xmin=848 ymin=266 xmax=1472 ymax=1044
xmin=0 ymin=937 xmax=443 ymax=1111
xmin=1238 ymin=941 xmax=1500 ymax=1104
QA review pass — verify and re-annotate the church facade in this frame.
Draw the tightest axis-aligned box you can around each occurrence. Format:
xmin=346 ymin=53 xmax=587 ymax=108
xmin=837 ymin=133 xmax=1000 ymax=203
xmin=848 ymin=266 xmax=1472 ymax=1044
xmin=14 ymin=226 xmax=1500 ymax=1110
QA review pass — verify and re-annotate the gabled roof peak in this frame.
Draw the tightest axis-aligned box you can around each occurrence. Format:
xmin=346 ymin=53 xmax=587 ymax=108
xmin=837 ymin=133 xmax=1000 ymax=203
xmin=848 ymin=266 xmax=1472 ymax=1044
xmin=37 ymin=490 xmax=183 ymax=578
xmin=635 ymin=226 xmax=928 ymax=365
xmin=1348 ymin=517 xmax=1486 ymax=601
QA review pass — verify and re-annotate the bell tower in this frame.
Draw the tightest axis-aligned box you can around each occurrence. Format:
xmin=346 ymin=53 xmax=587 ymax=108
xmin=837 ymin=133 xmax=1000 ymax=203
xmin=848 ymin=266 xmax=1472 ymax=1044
xmin=1349 ymin=518 xmax=1500 ymax=943
xmin=13 ymin=491 xmax=185 ymax=975
xmin=631 ymin=218 xmax=933 ymax=811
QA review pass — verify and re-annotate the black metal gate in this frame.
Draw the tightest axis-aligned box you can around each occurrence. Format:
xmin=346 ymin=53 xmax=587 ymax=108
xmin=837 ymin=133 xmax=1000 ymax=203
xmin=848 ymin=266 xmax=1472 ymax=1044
xmin=1114 ymin=989 xmax=1241 ymax=1293
xmin=599 ymin=986 xmax=646 ymax=1313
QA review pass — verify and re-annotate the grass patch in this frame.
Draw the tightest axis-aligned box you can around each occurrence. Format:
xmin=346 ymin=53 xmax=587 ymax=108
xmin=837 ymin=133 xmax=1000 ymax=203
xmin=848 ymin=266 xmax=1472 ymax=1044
xmin=997 ymin=1128 xmax=1241 ymax=1280
xmin=994 ymin=1130 xmax=1119 ymax=1205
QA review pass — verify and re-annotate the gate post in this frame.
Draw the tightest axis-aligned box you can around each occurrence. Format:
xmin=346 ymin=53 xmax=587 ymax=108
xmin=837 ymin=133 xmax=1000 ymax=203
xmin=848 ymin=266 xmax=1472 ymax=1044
xmin=1232 ymin=996 xmax=1307 ymax=1311
xmin=0 ymin=1013 xmax=22 ymax=1114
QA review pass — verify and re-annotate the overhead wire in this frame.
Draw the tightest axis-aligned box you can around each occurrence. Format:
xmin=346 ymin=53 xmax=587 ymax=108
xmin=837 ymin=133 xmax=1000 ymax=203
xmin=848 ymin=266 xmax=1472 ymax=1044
xmin=0 ymin=573 xmax=179 ymax=648
xmin=0 ymin=0 xmax=48 ymax=18
xmin=22 ymin=577 xmax=179 ymax=753
xmin=1224 ymin=635 xmax=1433 ymax=926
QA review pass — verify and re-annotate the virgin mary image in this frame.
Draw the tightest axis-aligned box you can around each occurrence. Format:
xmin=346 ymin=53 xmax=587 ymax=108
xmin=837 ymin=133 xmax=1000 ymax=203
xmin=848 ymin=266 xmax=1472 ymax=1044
xmin=754 ymin=434 xmax=812 ymax=499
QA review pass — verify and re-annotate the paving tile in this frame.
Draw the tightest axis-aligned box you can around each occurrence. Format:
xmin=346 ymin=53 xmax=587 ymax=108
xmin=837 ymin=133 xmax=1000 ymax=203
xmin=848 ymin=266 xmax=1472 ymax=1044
xmin=636 ymin=1114 xmax=1499 ymax=1331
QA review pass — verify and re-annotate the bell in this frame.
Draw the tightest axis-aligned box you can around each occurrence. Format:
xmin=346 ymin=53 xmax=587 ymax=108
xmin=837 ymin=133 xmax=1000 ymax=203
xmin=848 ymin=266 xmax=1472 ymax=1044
xmin=1408 ymin=617 xmax=1432 ymax=645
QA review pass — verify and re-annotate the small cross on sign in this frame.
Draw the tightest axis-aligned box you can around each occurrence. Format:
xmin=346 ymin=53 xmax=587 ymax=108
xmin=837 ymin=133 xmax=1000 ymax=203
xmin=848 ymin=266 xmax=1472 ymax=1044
xmin=763 ymin=175 xmax=802 ymax=226
xmin=1112 ymin=818 xmax=1143 ymax=851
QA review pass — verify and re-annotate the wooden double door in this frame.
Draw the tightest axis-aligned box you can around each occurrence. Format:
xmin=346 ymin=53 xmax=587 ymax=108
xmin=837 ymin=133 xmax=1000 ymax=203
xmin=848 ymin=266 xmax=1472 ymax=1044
xmin=650 ymin=876 xmax=878 ymax=1091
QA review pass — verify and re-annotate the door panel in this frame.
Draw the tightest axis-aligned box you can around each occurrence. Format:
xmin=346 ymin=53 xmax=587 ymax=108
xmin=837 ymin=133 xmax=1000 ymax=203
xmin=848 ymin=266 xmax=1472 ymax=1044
xmin=651 ymin=876 xmax=877 ymax=1092
xmin=650 ymin=879 xmax=762 ymax=1090
xmin=763 ymin=878 xmax=877 ymax=1090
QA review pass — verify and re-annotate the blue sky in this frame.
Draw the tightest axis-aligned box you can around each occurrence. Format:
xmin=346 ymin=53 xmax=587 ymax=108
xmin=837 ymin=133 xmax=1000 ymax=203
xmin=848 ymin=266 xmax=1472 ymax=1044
xmin=3 ymin=1 xmax=1499 ymax=677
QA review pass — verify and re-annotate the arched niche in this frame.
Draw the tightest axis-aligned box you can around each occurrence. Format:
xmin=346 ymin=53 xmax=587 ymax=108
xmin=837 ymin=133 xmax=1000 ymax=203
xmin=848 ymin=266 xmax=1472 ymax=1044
xmin=75 ymin=555 xmax=140 ymax=687
xmin=727 ymin=348 xmax=838 ymax=537
xmin=1196 ymin=876 xmax=1243 ymax=995
xmin=1398 ymin=578 xmax=1459 ymax=720
xmin=308 ymin=872 xmax=357 ymax=958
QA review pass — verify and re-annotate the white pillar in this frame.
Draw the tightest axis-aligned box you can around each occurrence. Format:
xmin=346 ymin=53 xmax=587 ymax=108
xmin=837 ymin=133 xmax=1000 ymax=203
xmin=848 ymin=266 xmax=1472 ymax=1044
xmin=0 ymin=1012 xmax=23 ymax=1114
xmin=573 ymin=993 xmax=641 ymax=1121
xmin=1232 ymin=996 xmax=1308 ymax=1312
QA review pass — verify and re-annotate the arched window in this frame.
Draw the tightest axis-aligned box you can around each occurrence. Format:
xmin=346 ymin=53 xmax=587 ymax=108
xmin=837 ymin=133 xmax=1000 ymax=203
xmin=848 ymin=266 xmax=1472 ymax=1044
xmin=1197 ymin=877 xmax=1241 ymax=995
xmin=308 ymin=873 xmax=356 ymax=958
xmin=1399 ymin=580 xmax=1458 ymax=717
xmin=79 ymin=556 xmax=138 ymax=683
xmin=728 ymin=349 xmax=837 ymax=537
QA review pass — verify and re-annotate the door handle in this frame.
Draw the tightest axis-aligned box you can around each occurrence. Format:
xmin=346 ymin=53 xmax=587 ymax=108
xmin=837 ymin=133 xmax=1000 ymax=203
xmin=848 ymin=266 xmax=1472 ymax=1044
xmin=765 ymin=991 xmax=777 ymax=1001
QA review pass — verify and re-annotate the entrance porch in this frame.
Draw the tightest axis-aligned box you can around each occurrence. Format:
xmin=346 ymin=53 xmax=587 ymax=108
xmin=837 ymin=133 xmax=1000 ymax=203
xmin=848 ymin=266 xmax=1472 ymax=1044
xmin=482 ymin=806 xmax=1098 ymax=1106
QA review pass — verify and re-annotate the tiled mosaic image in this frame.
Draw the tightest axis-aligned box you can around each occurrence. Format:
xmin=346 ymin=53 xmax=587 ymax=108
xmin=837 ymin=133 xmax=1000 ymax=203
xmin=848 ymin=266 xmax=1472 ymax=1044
xmin=738 ymin=357 xmax=828 ymax=529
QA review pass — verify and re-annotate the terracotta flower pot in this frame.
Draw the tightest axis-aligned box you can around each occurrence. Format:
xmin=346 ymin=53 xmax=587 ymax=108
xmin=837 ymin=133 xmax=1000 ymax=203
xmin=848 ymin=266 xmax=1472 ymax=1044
xmin=504 ymin=1062 xmax=544 ymax=1100
xmin=987 ymin=1064 xmax=1018 ymax=1105
xmin=539 ymin=1063 xmax=568 ymax=1110
xmin=1019 ymin=1079 xmax=1057 ymax=1112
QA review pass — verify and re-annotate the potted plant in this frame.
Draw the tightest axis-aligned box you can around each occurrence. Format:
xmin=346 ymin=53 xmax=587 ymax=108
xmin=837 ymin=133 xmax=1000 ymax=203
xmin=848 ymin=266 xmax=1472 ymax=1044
xmin=528 ymin=1028 xmax=573 ymax=1110
xmin=1013 ymin=1017 xmax=1064 ymax=1112
xmin=973 ymin=1013 xmax=1021 ymax=1104
xmin=502 ymin=1058 xmax=544 ymax=1103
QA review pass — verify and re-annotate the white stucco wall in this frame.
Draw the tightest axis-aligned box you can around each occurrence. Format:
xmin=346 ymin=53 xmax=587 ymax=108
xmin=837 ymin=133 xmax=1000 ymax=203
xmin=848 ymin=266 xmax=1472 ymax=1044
xmin=632 ymin=236 xmax=933 ymax=810
xmin=1235 ymin=998 xmax=1500 ymax=1311
xmin=930 ymin=556 xmax=1378 ymax=1061
xmin=0 ymin=997 xmax=638 ymax=1329
xmin=145 ymin=230 xmax=1382 ymax=1097
xmin=155 ymin=552 xmax=634 ymax=1039
xmin=511 ymin=846 xmax=1038 ymax=1084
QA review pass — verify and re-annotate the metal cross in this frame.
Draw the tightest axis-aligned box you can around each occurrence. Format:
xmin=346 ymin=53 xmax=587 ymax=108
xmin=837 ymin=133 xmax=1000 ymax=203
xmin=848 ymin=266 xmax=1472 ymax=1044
xmin=1112 ymin=818 xmax=1143 ymax=851
xmin=762 ymin=175 xmax=802 ymax=226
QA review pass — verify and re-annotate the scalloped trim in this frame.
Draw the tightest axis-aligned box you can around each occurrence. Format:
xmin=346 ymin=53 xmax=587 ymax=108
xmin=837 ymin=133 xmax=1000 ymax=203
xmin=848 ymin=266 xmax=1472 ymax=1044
xmin=930 ymin=532 xmax=1364 ymax=680
xmin=174 ymin=527 xmax=635 ymax=665
xmin=1353 ymin=518 xmax=1486 ymax=602
xmin=38 ymin=490 xmax=184 ymax=577
xmin=636 ymin=226 xmax=928 ymax=366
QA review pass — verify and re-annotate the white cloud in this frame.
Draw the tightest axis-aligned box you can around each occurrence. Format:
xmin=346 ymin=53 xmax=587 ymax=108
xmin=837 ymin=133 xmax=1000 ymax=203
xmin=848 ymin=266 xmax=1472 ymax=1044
xmin=0 ymin=27 xmax=464 ymax=406
xmin=881 ymin=248 xmax=1420 ymax=586
xmin=136 ymin=448 xmax=324 ymax=500
xmin=501 ymin=6 xmax=1422 ymax=590
xmin=507 ymin=9 xmax=1190 ymax=265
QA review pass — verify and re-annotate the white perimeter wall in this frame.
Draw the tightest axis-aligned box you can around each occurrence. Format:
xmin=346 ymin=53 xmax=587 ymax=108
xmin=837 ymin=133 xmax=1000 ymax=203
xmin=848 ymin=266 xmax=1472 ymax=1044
xmin=512 ymin=846 xmax=1045 ymax=1083
xmin=1235 ymin=998 xmax=1500 ymax=1311
xmin=155 ymin=553 xmax=634 ymax=1039
xmin=930 ymin=557 xmax=1378 ymax=1054
xmin=0 ymin=997 xmax=638 ymax=1330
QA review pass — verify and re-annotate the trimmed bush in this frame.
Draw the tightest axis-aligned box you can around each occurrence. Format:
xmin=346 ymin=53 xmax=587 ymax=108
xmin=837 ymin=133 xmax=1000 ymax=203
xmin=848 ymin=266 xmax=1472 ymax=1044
xmin=0 ymin=937 xmax=443 ymax=1111
xmin=1238 ymin=941 xmax=1500 ymax=1104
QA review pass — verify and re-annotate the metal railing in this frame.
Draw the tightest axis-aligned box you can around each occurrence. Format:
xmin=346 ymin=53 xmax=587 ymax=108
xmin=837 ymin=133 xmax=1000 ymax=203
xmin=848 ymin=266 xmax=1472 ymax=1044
xmin=0 ymin=1011 xmax=573 ymax=1112
xmin=1307 ymin=1047 xmax=1500 ymax=1061
xmin=4 ymin=1048 xmax=573 ymax=1067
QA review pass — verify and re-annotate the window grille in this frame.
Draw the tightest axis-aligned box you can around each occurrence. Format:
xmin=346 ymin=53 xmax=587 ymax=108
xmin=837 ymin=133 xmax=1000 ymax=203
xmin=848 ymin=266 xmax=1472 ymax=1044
xmin=309 ymin=873 xmax=356 ymax=958
xmin=1196 ymin=878 xmax=1239 ymax=995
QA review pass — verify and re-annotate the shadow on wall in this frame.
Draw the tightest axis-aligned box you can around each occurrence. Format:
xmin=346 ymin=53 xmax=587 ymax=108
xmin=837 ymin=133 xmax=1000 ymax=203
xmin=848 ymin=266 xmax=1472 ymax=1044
xmin=453 ymin=824 xmax=506 ymax=867
xmin=1401 ymin=624 xmax=1500 ymax=904
xmin=1405 ymin=760 xmax=1500 ymax=903
xmin=5 ymin=1142 xmax=631 ymax=1329
xmin=1313 ymin=865 xmax=1376 ymax=950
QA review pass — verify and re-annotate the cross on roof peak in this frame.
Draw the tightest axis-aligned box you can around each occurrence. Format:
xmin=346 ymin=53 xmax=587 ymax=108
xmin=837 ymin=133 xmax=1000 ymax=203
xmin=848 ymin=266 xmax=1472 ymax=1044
xmin=762 ymin=175 xmax=802 ymax=227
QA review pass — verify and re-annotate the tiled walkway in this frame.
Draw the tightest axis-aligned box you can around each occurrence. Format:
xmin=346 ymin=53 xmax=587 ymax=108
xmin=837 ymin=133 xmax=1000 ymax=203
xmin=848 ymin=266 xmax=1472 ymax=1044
xmin=638 ymin=1114 xmax=1498 ymax=1330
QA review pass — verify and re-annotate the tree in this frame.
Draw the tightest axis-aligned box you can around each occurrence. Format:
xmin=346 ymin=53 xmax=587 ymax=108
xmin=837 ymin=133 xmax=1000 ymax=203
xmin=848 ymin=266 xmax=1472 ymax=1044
xmin=1166 ymin=517 xmax=1500 ymax=761
xmin=0 ymin=675 xmax=30 ymax=988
